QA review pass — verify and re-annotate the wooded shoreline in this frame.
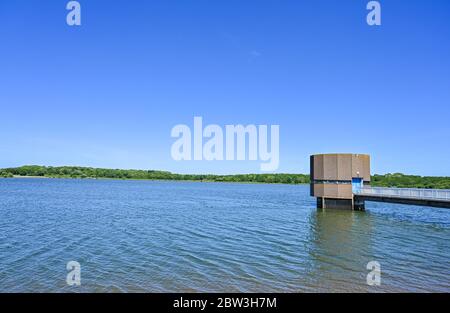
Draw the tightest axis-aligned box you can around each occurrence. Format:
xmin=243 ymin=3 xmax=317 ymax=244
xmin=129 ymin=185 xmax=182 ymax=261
xmin=1 ymin=165 xmax=450 ymax=189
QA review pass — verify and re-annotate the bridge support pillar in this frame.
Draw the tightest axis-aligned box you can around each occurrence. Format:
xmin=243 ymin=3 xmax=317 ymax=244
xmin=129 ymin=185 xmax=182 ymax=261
xmin=353 ymin=197 xmax=365 ymax=211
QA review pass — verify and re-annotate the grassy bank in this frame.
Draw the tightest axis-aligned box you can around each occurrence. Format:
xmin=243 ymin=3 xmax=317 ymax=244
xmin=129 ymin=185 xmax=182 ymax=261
xmin=1 ymin=165 xmax=450 ymax=189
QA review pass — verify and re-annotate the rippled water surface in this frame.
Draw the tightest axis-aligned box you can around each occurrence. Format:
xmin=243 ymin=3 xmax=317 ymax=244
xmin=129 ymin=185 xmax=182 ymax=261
xmin=0 ymin=178 xmax=449 ymax=292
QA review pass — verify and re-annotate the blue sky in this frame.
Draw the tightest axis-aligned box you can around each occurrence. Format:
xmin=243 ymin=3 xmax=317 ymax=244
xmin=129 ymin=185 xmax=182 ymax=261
xmin=1 ymin=0 xmax=449 ymax=175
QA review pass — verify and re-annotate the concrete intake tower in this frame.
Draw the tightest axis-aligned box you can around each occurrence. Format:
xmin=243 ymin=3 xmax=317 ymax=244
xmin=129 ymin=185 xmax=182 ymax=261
xmin=310 ymin=153 xmax=371 ymax=210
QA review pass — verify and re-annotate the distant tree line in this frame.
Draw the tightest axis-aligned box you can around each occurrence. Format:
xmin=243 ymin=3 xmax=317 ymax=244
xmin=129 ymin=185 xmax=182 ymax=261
xmin=1 ymin=166 xmax=449 ymax=189
xmin=0 ymin=170 xmax=14 ymax=178
xmin=0 ymin=165 xmax=310 ymax=184
xmin=371 ymin=173 xmax=450 ymax=189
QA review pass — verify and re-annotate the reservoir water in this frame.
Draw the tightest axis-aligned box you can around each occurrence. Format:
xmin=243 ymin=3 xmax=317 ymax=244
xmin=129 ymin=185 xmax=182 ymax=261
xmin=0 ymin=178 xmax=449 ymax=292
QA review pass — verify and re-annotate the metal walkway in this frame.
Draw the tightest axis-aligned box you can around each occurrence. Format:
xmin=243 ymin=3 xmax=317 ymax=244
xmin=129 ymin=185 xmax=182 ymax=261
xmin=354 ymin=187 xmax=450 ymax=208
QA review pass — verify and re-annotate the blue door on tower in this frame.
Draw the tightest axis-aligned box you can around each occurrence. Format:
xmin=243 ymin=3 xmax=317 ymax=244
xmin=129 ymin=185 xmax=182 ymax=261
xmin=352 ymin=178 xmax=363 ymax=193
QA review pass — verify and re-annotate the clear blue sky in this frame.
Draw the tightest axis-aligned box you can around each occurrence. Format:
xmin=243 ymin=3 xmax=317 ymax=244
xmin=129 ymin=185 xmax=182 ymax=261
xmin=1 ymin=0 xmax=449 ymax=175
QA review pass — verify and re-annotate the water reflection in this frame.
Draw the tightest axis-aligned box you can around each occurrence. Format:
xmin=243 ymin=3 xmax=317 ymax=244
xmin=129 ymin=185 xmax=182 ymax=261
xmin=307 ymin=209 xmax=375 ymax=292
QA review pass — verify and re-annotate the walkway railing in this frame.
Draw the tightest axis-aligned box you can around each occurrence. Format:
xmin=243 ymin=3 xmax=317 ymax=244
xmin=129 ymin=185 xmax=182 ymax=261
xmin=355 ymin=186 xmax=450 ymax=201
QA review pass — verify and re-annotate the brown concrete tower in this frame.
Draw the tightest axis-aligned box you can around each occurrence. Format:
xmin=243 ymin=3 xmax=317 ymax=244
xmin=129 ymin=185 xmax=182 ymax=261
xmin=310 ymin=154 xmax=371 ymax=210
